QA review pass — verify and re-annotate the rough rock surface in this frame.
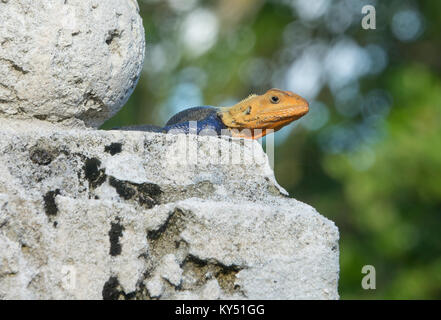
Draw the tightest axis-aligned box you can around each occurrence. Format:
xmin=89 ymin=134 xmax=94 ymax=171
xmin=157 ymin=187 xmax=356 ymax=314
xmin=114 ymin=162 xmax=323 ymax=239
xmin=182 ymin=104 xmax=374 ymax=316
xmin=0 ymin=0 xmax=145 ymax=127
xmin=0 ymin=119 xmax=339 ymax=299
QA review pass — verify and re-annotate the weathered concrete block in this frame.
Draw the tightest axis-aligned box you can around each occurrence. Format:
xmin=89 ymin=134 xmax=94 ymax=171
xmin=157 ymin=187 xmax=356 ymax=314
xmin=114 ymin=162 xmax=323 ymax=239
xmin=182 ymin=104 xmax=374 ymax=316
xmin=0 ymin=119 xmax=339 ymax=299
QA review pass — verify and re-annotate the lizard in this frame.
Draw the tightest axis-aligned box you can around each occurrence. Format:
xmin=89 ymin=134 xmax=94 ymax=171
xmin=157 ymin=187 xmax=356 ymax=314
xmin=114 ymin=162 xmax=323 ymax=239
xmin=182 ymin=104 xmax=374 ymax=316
xmin=116 ymin=88 xmax=309 ymax=139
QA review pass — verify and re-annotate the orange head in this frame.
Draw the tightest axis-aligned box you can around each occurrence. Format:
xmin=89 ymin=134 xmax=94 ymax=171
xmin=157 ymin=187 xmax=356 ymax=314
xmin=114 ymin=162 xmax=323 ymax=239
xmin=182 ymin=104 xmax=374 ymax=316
xmin=218 ymin=88 xmax=309 ymax=139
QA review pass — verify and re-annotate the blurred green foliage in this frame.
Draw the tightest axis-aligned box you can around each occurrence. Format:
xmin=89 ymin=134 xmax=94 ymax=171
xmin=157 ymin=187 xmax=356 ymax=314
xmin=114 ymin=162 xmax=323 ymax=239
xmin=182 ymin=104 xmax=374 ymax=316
xmin=102 ymin=0 xmax=441 ymax=299
xmin=324 ymin=66 xmax=441 ymax=299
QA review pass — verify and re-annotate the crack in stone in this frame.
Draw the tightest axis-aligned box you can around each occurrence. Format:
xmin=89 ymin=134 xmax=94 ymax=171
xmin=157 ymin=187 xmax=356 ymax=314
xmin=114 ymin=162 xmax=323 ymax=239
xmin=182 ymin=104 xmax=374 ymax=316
xmin=181 ymin=254 xmax=244 ymax=296
xmin=108 ymin=176 xmax=162 ymax=209
xmin=0 ymin=57 xmax=29 ymax=74
xmin=83 ymin=157 xmax=106 ymax=189
xmin=144 ymin=207 xmax=245 ymax=298
xmin=102 ymin=276 xmax=149 ymax=300
xmin=43 ymin=189 xmax=61 ymax=217
xmin=109 ymin=217 xmax=124 ymax=256
xmin=104 ymin=142 xmax=122 ymax=155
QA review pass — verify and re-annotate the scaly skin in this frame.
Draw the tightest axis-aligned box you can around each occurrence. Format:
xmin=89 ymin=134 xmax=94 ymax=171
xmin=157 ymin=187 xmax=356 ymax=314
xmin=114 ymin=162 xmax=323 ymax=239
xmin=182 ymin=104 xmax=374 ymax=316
xmin=219 ymin=88 xmax=309 ymax=139
xmin=116 ymin=89 xmax=309 ymax=139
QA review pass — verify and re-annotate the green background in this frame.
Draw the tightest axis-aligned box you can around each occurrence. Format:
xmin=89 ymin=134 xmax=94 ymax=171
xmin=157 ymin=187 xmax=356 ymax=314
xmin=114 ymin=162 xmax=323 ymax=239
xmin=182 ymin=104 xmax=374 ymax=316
xmin=102 ymin=0 xmax=441 ymax=299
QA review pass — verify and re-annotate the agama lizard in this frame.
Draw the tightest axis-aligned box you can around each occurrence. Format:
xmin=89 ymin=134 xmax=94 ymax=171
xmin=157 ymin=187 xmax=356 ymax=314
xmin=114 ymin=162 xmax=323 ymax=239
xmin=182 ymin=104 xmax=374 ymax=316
xmin=118 ymin=89 xmax=309 ymax=139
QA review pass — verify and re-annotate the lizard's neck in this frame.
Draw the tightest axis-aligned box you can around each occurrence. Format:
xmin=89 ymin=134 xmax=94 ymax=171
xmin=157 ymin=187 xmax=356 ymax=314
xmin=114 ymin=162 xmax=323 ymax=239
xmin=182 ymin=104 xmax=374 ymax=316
xmin=218 ymin=94 xmax=259 ymax=128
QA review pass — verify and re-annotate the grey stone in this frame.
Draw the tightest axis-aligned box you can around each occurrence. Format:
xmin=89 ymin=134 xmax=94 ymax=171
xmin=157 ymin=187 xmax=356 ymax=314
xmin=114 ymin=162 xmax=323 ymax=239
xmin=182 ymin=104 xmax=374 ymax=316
xmin=0 ymin=119 xmax=339 ymax=299
xmin=0 ymin=0 xmax=145 ymax=127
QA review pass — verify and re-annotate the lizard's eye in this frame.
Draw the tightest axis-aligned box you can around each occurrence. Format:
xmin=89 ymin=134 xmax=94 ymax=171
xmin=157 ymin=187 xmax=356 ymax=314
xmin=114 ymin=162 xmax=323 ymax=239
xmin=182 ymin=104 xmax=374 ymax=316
xmin=244 ymin=106 xmax=252 ymax=115
xmin=270 ymin=96 xmax=280 ymax=104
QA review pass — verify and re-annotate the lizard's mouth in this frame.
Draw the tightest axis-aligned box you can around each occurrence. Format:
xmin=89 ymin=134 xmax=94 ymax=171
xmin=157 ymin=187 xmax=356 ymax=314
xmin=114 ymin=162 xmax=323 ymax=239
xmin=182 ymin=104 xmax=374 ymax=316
xmin=228 ymin=104 xmax=309 ymax=139
xmin=257 ymin=104 xmax=309 ymax=124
